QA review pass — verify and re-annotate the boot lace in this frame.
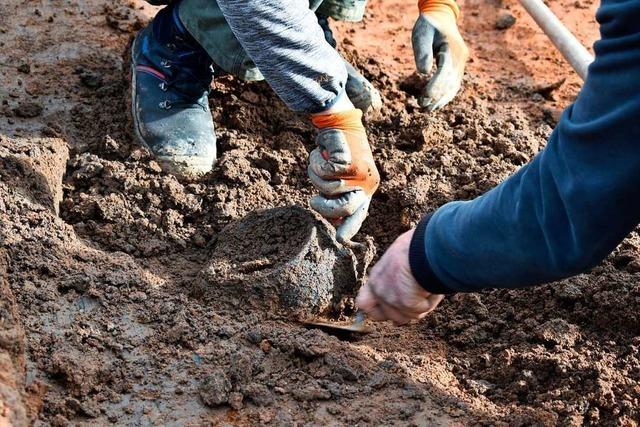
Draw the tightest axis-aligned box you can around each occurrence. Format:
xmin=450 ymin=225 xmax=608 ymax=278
xmin=159 ymin=49 xmax=213 ymax=110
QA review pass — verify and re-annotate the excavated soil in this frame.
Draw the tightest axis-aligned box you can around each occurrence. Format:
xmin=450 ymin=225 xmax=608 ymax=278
xmin=2 ymin=0 xmax=639 ymax=425
xmin=198 ymin=206 xmax=360 ymax=315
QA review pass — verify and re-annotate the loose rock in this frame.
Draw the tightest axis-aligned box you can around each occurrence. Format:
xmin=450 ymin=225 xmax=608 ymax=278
xmin=495 ymin=11 xmax=516 ymax=30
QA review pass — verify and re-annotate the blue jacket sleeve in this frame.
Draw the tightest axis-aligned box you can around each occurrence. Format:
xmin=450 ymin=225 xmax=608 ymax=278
xmin=409 ymin=0 xmax=640 ymax=293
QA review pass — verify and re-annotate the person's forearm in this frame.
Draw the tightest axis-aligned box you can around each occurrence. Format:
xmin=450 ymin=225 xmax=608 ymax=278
xmin=215 ymin=0 xmax=348 ymax=114
xmin=409 ymin=0 xmax=640 ymax=293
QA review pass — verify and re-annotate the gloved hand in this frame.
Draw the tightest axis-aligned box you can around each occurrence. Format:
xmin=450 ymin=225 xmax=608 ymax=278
xmin=356 ymin=229 xmax=444 ymax=325
xmin=308 ymin=109 xmax=380 ymax=246
xmin=316 ymin=13 xmax=382 ymax=114
xmin=412 ymin=0 xmax=469 ymax=110
xmin=344 ymin=60 xmax=383 ymax=114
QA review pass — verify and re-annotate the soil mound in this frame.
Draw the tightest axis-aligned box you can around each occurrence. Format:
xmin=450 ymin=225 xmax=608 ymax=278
xmin=7 ymin=0 xmax=637 ymax=424
xmin=0 ymin=251 xmax=28 ymax=427
xmin=0 ymin=136 xmax=68 ymax=215
xmin=198 ymin=206 xmax=358 ymax=315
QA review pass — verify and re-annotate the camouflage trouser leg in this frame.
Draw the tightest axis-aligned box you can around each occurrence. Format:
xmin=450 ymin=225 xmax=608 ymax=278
xmin=177 ymin=0 xmax=265 ymax=81
xmin=316 ymin=0 xmax=368 ymax=21
xmin=144 ymin=0 xmax=368 ymax=81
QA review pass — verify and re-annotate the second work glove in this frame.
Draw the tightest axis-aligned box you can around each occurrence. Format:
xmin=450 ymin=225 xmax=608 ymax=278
xmin=308 ymin=109 xmax=380 ymax=245
xmin=412 ymin=0 xmax=469 ymax=110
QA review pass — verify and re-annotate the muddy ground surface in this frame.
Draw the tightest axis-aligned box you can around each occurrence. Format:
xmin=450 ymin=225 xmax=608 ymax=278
xmin=2 ymin=0 xmax=640 ymax=425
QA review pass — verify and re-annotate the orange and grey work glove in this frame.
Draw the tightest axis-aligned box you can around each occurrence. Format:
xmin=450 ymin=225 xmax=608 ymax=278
xmin=413 ymin=0 xmax=469 ymax=110
xmin=308 ymin=109 xmax=380 ymax=246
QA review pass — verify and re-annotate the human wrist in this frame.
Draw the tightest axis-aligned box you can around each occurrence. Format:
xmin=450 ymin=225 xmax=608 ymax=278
xmin=310 ymin=108 xmax=365 ymax=133
xmin=417 ymin=0 xmax=460 ymax=20
xmin=408 ymin=213 xmax=454 ymax=294
xmin=312 ymin=91 xmax=355 ymax=116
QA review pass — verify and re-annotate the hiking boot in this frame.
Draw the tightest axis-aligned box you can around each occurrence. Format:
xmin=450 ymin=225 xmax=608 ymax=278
xmin=316 ymin=14 xmax=383 ymax=113
xmin=131 ymin=1 xmax=216 ymax=178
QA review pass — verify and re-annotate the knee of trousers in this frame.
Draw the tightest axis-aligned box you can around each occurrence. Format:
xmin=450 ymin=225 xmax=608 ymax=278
xmin=177 ymin=0 xmax=264 ymax=81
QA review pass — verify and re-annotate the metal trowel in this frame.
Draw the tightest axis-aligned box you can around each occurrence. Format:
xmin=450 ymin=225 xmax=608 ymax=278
xmin=303 ymin=310 xmax=371 ymax=335
xmin=303 ymin=236 xmax=375 ymax=336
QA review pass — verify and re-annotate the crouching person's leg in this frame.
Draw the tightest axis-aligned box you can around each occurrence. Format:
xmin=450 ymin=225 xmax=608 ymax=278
xmin=132 ymin=0 xmax=217 ymax=178
xmin=316 ymin=0 xmax=382 ymax=114
xmin=178 ymin=0 xmax=264 ymax=82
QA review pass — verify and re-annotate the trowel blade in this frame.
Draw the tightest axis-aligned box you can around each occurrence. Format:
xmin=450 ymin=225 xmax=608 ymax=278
xmin=302 ymin=311 xmax=371 ymax=334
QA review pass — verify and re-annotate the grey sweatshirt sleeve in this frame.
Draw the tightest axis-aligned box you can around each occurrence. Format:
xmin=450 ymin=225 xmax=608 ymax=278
xmin=215 ymin=0 xmax=348 ymax=113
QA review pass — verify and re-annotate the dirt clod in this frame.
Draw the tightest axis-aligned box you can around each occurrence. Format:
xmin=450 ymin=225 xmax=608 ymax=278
xmin=535 ymin=318 xmax=581 ymax=347
xmin=13 ymin=102 xmax=43 ymax=118
xmin=0 ymin=137 xmax=69 ymax=215
xmin=77 ymin=69 xmax=103 ymax=89
xmin=199 ymin=370 xmax=232 ymax=408
xmin=198 ymin=206 xmax=358 ymax=315
xmin=243 ymin=383 xmax=274 ymax=407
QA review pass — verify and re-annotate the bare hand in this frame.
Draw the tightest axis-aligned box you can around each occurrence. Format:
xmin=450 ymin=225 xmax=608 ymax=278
xmin=356 ymin=229 xmax=444 ymax=325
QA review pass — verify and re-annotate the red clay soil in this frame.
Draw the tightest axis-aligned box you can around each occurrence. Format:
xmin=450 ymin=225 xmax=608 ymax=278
xmin=3 ymin=0 xmax=639 ymax=425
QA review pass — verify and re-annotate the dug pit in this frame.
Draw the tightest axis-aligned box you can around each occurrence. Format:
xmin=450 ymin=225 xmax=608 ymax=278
xmin=198 ymin=206 xmax=358 ymax=315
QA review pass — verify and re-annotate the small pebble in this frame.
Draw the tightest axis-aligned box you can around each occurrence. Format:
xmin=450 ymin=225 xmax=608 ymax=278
xmin=495 ymin=11 xmax=516 ymax=30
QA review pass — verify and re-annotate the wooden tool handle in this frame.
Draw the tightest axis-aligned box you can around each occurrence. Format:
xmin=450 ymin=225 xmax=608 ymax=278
xmin=518 ymin=0 xmax=594 ymax=80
